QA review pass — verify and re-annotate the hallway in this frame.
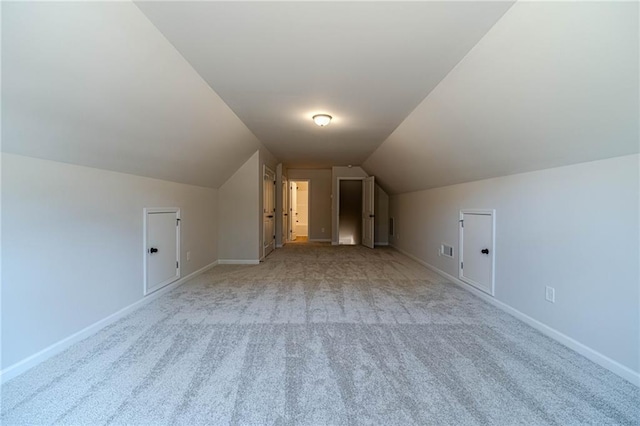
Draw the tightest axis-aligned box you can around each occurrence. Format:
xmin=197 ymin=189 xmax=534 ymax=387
xmin=2 ymin=244 xmax=637 ymax=425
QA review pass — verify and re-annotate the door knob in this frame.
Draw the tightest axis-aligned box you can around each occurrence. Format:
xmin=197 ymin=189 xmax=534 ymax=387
xmin=481 ymin=248 xmax=489 ymax=255
xmin=149 ymin=247 xmax=158 ymax=254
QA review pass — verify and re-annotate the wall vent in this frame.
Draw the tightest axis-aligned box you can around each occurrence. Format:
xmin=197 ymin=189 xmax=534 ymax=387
xmin=440 ymin=244 xmax=454 ymax=258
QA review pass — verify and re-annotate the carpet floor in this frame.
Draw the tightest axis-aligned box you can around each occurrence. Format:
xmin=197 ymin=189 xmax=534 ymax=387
xmin=2 ymin=244 xmax=638 ymax=425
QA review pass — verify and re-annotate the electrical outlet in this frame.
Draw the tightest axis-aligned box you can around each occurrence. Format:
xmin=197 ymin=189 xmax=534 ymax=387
xmin=187 ymin=251 xmax=191 ymax=262
xmin=321 ymin=227 xmax=325 ymax=233
xmin=545 ymin=286 xmax=555 ymax=303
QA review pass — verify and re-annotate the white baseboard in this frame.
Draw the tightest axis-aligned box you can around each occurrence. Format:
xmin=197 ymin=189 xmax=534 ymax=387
xmin=331 ymin=241 xmax=339 ymax=246
xmin=218 ymin=259 xmax=260 ymax=265
xmin=0 ymin=260 xmax=219 ymax=384
xmin=276 ymin=244 xmax=283 ymax=248
xmin=309 ymin=238 xmax=331 ymax=242
xmin=374 ymin=242 xmax=389 ymax=246
xmin=391 ymin=245 xmax=640 ymax=387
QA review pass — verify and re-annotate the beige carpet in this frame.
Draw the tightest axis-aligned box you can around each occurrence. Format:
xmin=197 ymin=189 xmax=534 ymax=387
xmin=2 ymin=243 xmax=638 ymax=425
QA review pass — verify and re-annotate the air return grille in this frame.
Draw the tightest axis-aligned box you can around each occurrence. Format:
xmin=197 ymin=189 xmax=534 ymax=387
xmin=440 ymin=244 xmax=454 ymax=258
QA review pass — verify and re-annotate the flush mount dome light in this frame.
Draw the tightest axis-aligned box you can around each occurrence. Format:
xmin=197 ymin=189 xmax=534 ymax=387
xmin=312 ymin=114 xmax=332 ymax=127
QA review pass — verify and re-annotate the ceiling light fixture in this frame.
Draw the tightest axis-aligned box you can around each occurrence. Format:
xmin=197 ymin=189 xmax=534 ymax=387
xmin=312 ymin=114 xmax=332 ymax=127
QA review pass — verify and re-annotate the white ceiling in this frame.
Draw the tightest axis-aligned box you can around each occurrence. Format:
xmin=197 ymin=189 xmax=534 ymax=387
xmin=3 ymin=1 xmax=637 ymax=193
xmin=2 ymin=2 xmax=262 ymax=188
xmin=363 ymin=1 xmax=639 ymax=194
xmin=135 ymin=1 xmax=514 ymax=168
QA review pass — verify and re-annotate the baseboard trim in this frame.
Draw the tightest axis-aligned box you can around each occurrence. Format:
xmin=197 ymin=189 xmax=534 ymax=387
xmin=309 ymin=238 xmax=331 ymax=242
xmin=331 ymin=241 xmax=339 ymax=246
xmin=391 ymin=245 xmax=640 ymax=387
xmin=0 ymin=260 xmax=219 ymax=384
xmin=374 ymin=242 xmax=389 ymax=246
xmin=218 ymin=259 xmax=260 ymax=265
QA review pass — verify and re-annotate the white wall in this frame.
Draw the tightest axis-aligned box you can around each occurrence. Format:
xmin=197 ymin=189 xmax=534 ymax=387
xmin=374 ymin=184 xmax=389 ymax=245
xmin=287 ymin=169 xmax=332 ymax=241
xmin=331 ymin=166 xmax=369 ymax=244
xmin=389 ymin=155 xmax=639 ymax=377
xmin=218 ymin=151 xmax=260 ymax=262
xmin=1 ymin=154 xmax=218 ymax=369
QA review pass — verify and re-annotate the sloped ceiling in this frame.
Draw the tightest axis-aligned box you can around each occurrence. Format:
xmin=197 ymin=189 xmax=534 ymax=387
xmin=3 ymin=2 xmax=637 ymax=193
xmin=363 ymin=1 xmax=639 ymax=194
xmin=135 ymin=1 xmax=514 ymax=168
xmin=2 ymin=1 xmax=261 ymax=188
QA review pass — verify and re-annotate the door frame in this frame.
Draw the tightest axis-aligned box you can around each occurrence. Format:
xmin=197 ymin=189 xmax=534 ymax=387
xmin=143 ymin=207 xmax=181 ymax=296
xmin=289 ymin=179 xmax=311 ymax=241
xmin=336 ymin=177 xmax=365 ymax=245
xmin=362 ymin=176 xmax=375 ymax=249
xmin=263 ymin=165 xmax=276 ymax=259
xmin=458 ymin=209 xmax=496 ymax=296
xmin=281 ymin=175 xmax=288 ymax=246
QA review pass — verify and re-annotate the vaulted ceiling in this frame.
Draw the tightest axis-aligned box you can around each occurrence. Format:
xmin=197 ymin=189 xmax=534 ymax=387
xmin=364 ymin=1 xmax=639 ymax=193
xmin=135 ymin=1 xmax=514 ymax=168
xmin=2 ymin=1 xmax=262 ymax=189
xmin=2 ymin=1 xmax=638 ymax=193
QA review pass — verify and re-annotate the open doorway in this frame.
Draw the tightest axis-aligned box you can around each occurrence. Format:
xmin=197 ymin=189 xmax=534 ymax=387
xmin=338 ymin=180 xmax=362 ymax=244
xmin=289 ymin=180 xmax=309 ymax=242
xmin=337 ymin=176 xmax=375 ymax=248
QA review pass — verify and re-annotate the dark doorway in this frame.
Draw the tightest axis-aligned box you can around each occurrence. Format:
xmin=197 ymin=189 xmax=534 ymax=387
xmin=339 ymin=180 xmax=363 ymax=245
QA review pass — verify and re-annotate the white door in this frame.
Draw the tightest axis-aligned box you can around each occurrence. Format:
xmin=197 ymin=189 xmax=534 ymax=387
xmin=459 ymin=210 xmax=495 ymax=295
xmin=263 ymin=167 xmax=276 ymax=258
xmin=145 ymin=209 xmax=180 ymax=295
xmin=290 ymin=183 xmax=297 ymax=240
xmin=282 ymin=177 xmax=288 ymax=244
xmin=362 ymin=176 xmax=375 ymax=249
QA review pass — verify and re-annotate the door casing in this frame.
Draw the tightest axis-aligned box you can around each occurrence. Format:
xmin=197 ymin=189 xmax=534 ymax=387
xmin=143 ymin=207 xmax=180 ymax=296
xmin=282 ymin=176 xmax=288 ymax=245
xmin=289 ymin=179 xmax=310 ymax=241
xmin=336 ymin=176 xmax=375 ymax=248
xmin=459 ymin=209 xmax=496 ymax=296
xmin=263 ymin=166 xmax=276 ymax=258
xmin=362 ymin=176 xmax=375 ymax=249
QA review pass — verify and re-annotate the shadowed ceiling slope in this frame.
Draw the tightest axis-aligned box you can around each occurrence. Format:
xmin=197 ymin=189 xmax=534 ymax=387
xmin=135 ymin=1 xmax=514 ymax=168
xmin=363 ymin=1 xmax=639 ymax=194
xmin=2 ymin=2 xmax=262 ymax=189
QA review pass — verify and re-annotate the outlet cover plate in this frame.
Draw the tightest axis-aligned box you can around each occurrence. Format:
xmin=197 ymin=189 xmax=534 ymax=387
xmin=545 ymin=286 xmax=555 ymax=303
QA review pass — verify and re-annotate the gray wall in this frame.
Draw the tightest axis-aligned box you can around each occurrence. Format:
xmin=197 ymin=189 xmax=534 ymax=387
xmin=2 ymin=153 xmax=218 ymax=369
xmin=287 ymin=169 xmax=332 ymax=241
xmin=218 ymin=151 xmax=260 ymax=261
xmin=374 ymin=184 xmax=389 ymax=245
xmin=389 ymin=154 xmax=639 ymax=377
